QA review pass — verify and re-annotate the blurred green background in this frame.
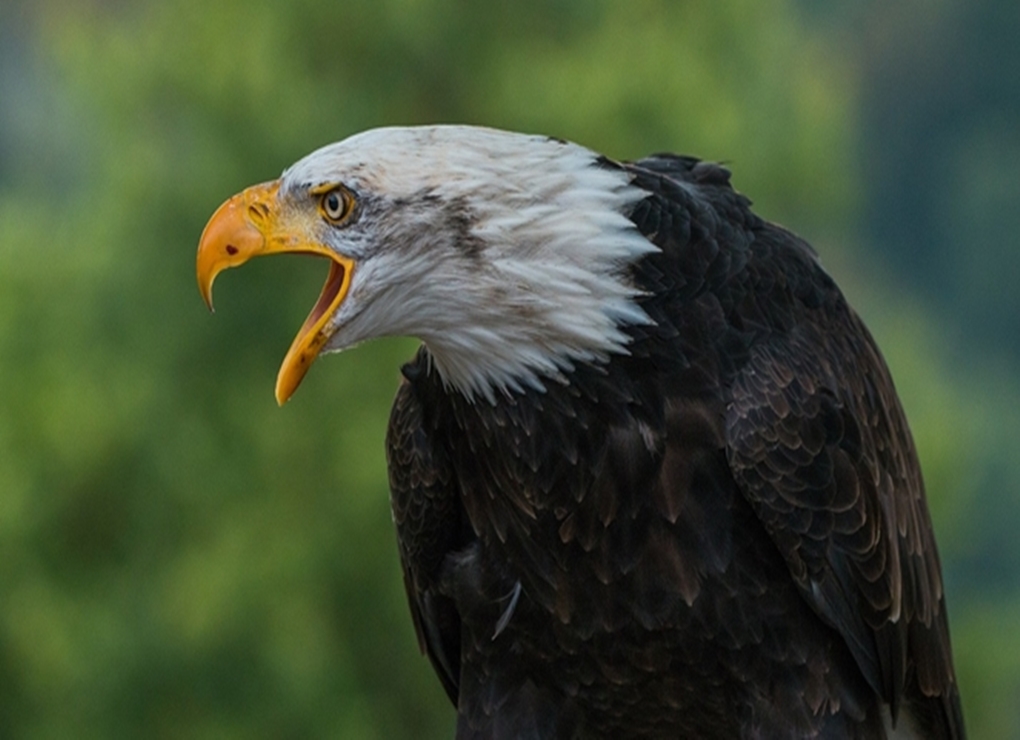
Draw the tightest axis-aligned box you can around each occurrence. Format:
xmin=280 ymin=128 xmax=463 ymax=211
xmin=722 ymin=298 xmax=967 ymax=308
xmin=1 ymin=0 xmax=1018 ymax=737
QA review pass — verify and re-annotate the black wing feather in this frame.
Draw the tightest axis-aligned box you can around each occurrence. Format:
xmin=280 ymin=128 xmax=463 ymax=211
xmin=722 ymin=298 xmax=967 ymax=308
xmin=628 ymin=155 xmax=963 ymax=737
xmin=386 ymin=362 xmax=466 ymax=704
xmin=719 ymin=231 xmax=964 ymax=737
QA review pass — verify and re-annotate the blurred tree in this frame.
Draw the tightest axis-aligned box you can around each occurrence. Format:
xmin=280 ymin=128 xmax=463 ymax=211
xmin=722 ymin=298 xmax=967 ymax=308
xmin=0 ymin=0 xmax=1013 ymax=737
xmin=799 ymin=3 xmax=1020 ymax=735
xmin=854 ymin=0 xmax=1020 ymax=351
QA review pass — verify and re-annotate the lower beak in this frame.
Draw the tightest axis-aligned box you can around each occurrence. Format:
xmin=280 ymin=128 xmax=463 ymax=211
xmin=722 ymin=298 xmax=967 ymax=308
xmin=196 ymin=180 xmax=355 ymax=405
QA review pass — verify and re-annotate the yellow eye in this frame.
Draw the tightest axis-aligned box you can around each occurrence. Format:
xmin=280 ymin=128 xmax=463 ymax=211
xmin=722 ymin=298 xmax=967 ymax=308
xmin=319 ymin=187 xmax=353 ymax=223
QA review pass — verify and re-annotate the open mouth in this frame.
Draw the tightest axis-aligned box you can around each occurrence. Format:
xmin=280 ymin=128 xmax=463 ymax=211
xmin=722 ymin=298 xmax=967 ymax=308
xmin=276 ymin=252 xmax=355 ymax=404
xmin=295 ymin=256 xmax=347 ymax=348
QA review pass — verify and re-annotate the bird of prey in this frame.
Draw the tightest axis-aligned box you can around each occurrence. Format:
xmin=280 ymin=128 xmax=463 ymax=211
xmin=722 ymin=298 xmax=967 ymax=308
xmin=197 ymin=125 xmax=964 ymax=739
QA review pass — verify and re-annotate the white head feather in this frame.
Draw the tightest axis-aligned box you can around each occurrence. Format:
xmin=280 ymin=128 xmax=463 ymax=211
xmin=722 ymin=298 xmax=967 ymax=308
xmin=280 ymin=125 xmax=657 ymax=402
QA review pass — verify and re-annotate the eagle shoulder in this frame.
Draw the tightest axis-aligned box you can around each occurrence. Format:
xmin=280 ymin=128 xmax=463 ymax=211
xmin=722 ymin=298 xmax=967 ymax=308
xmin=722 ymin=224 xmax=964 ymax=738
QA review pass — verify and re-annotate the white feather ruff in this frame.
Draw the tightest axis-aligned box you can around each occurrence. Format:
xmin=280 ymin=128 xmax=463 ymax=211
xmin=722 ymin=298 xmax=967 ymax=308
xmin=281 ymin=126 xmax=657 ymax=402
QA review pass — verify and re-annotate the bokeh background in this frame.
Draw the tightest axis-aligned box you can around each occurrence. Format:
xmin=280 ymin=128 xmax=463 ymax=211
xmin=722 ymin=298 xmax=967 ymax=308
xmin=1 ymin=0 xmax=1018 ymax=737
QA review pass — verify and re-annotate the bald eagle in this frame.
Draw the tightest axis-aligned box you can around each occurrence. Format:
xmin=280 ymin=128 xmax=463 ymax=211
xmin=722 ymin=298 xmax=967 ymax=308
xmin=197 ymin=126 xmax=964 ymax=739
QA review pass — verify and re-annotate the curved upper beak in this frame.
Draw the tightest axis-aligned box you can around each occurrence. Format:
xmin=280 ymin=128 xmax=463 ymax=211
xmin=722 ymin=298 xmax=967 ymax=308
xmin=196 ymin=181 xmax=281 ymax=312
xmin=196 ymin=180 xmax=355 ymax=405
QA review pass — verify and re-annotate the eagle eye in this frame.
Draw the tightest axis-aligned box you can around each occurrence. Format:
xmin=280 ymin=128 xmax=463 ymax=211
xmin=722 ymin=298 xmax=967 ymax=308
xmin=318 ymin=186 xmax=354 ymax=224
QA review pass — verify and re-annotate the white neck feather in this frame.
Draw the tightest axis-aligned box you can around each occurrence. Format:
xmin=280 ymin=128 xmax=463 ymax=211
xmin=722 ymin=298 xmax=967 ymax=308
xmin=285 ymin=126 xmax=658 ymax=403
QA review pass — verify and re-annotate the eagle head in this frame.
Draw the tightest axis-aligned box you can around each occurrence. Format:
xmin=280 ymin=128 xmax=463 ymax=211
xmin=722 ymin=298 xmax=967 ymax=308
xmin=197 ymin=126 xmax=655 ymax=404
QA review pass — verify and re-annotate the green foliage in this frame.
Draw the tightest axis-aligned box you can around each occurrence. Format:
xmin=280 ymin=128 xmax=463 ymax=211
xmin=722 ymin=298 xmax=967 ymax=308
xmin=0 ymin=0 xmax=1014 ymax=737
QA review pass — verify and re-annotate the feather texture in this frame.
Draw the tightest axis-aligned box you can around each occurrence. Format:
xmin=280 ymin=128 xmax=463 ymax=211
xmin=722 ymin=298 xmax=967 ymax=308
xmin=379 ymin=139 xmax=964 ymax=738
xmin=232 ymin=126 xmax=964 ymax=738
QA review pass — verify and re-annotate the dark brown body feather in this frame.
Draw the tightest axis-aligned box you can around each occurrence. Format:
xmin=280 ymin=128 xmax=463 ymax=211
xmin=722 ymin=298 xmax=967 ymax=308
xmin=386 ymin=155 xmax=964 ymax=739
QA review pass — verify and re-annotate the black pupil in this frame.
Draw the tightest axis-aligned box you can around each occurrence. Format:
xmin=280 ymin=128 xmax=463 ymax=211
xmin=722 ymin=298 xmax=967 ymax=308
xmin=327 ymin=192 xmax=342 ymax=216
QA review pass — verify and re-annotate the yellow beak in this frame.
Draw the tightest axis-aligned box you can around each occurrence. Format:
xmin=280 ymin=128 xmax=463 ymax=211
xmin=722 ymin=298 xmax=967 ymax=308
xmin=196 ymin=180 xmax=355 ymax=405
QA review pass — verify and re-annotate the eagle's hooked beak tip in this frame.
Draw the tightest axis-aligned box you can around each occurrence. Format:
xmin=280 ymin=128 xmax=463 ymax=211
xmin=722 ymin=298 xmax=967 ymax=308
xmin=196 ymin=181 xmax=281 ymax=314
xmin=201 ymin=288 xmax=216 ymax=314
